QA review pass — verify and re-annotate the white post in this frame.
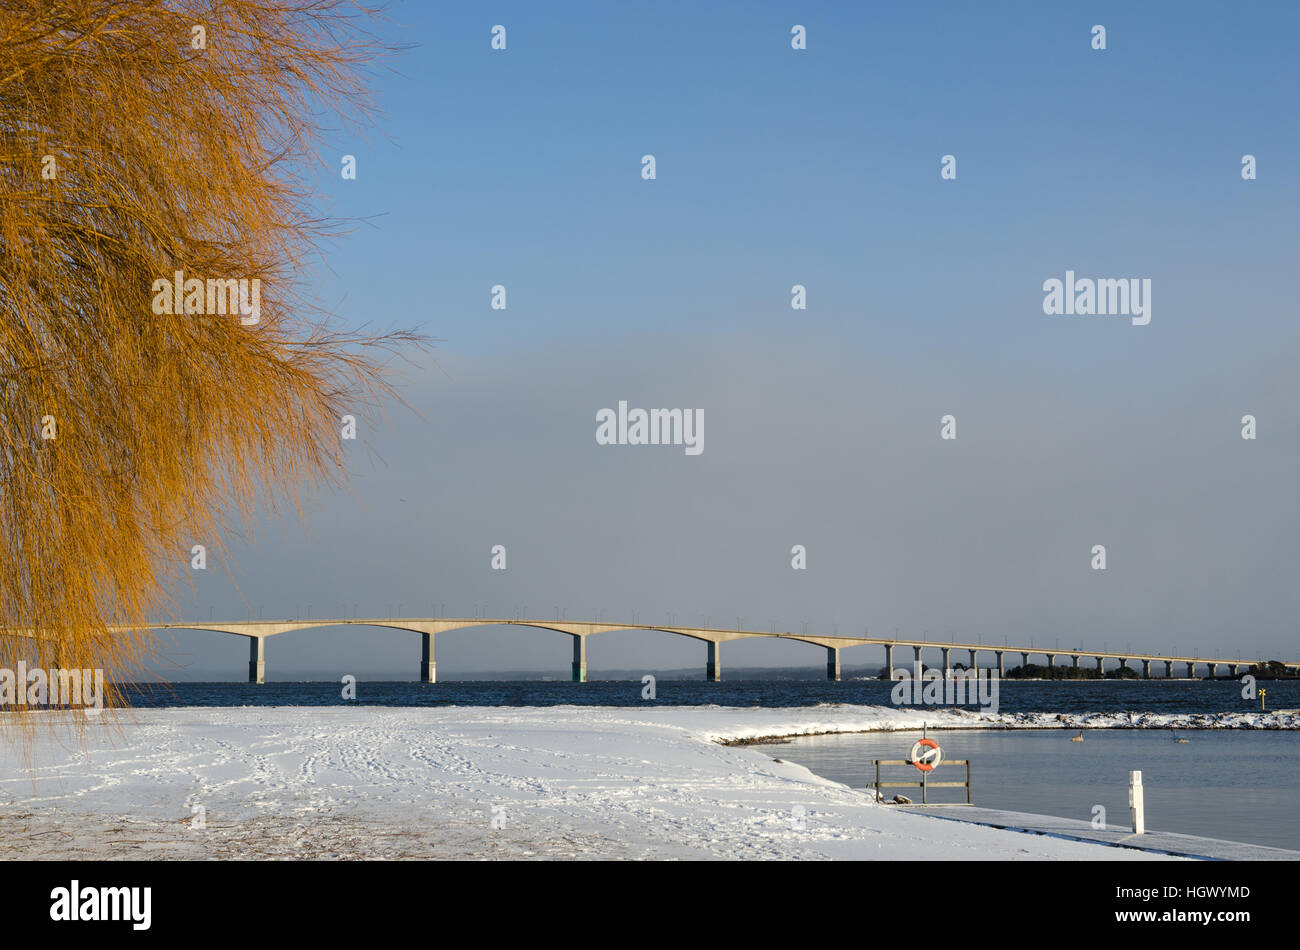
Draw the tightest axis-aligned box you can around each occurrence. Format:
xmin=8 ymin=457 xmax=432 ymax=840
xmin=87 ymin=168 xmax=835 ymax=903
xmin=1129 ymin=770 xmax=1145 ymax=834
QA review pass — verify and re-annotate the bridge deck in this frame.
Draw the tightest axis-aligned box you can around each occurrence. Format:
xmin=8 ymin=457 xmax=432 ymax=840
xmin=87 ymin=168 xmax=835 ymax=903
xmin=11 ymin=619 xmax=1294 ymax=683
xmin=122 ymin=619 xmax=1292 ymax=668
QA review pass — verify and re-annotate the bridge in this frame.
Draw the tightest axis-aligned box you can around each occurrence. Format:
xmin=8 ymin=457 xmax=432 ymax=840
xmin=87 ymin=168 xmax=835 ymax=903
xmin=109 ymin=618 xmax=1298 ymax=684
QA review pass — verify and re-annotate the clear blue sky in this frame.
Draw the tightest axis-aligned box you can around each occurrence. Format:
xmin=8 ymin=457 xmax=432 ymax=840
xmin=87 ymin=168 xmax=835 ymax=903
xmin=318 ymin=0 xmax=1298 ymax=357
xmin=150 ymin=1 xmax=1300 ymax=679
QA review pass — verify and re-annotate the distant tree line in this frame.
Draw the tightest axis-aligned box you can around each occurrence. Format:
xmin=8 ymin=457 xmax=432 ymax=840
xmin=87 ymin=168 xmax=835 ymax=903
xmin=1002 ymin=664 xmax=1138 ymax=680
xmin=879 ymin=659 xmax=1298 ymax=680
xmin=1246 ymin=660 xmax=1300 ymax=679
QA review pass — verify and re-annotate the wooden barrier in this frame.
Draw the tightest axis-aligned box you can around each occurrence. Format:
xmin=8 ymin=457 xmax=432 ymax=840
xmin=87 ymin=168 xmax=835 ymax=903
xmin=871 ymin=758 xmax=972 ymax=805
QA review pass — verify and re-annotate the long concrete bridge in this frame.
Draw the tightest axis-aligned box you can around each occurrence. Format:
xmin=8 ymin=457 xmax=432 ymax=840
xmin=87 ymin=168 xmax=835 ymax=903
xmin=120 ymin=618 xmax=1299 ymax=684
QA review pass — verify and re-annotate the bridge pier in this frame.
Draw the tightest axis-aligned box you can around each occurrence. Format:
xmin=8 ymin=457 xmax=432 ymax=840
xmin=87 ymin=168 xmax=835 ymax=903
xmin=884 ymin=644 xmax=894 ymax=679
xmin=995 ymin=650 xmax=1004 ymax=677
xmin=969 ymin=649 xmax=978 ymax=673
xmin=826 ymin=647 xmax=840 ymax=681
xmin=1119 ymin=658 xmax=1129 ymax=674
xmin=1096 ymin=656 xmax=1104 ymax=674
xmin=913 ymin=645 xmax=923 ymax=668
xmin=1165 ymin=660 xmax=1173 ymax=678
xmin=1071 ymin=655 xmax=1080 ymax=670
xmin=1229 ymin=664 xmax=1239 ymax=677
xmin=1186 ymin=662 xmax=1195 ymax=678
xmin=941 ymin=647 xmax=951 ymax=674
xmin=1208 ymin=663 xmax=1218 ymax=678
xmin=571 ymin=635 xmax=586 ymax=683
xmin=1142 ymin=659 xmax=1150 ymax=679
xmin=420 ymin=633 xmax=436 ymax=683
xmin=707 ymin=641 xmax=722 ymax=682
xmin=1021 ymin=652 xmax=1029 ymax=669
xmin=1045 ymin=653 xmax=1055 ymax=671
xmin=248 ymin=636 xmax=265 ymax=684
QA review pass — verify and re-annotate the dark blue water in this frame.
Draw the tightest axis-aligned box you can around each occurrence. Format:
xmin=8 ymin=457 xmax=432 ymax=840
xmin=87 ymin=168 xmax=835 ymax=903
xmin=120 ymin=678 xmax=1300 ymax=712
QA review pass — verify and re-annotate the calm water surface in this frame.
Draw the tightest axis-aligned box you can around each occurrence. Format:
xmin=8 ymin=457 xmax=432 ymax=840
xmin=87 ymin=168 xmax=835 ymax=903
xmin=769 ymin=729 xmax=1300 ymax=851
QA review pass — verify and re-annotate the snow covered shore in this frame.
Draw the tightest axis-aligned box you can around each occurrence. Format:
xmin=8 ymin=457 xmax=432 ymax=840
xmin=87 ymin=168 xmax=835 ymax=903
xmin=0 ymin=705 xmax=1194 ymax=860
xmin=697 ymin=704 xmax=1300 ymax=743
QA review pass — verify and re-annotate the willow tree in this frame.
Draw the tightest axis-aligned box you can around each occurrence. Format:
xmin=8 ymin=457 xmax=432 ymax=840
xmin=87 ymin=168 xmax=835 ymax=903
xmin=0 ymin=0 xmax=415 ymax=726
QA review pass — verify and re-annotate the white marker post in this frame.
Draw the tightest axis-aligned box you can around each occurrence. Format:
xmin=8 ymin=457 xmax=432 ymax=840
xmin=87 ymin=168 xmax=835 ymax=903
xmin=1129 ymin=770 xmax=1145 ymax=835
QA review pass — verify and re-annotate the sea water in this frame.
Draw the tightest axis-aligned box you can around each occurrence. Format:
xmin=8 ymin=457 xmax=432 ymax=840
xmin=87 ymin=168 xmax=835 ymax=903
xmin=768 ymin=728 xmax=1300 ymax=851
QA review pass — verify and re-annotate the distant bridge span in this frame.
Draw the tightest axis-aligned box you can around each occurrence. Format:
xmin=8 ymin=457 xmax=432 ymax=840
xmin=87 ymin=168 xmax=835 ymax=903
xmin=119 ymin=618 xmax=1299 ymax=684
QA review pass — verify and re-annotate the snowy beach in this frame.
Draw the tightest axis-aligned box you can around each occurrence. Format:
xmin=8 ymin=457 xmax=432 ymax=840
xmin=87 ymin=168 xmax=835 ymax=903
xmin=1 ymin=704 xmax=1262 ymax=860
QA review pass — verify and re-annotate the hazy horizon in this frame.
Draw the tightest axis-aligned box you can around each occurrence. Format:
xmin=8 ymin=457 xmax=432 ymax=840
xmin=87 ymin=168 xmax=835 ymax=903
xmin=142 ymin=2 xmax=1299 ymax=679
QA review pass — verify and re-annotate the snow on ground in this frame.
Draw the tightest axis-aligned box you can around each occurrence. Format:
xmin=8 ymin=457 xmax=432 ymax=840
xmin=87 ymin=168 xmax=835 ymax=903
xmin=688 ymin=704 xmax=1300 ymax=742
xmin=0 ymin=705 xmax=1183 ymax=860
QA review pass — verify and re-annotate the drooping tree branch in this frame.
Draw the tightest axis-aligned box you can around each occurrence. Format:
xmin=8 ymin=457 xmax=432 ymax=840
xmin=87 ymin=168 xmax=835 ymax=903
xmin=0 ymin=0 xmax=422 ymax=733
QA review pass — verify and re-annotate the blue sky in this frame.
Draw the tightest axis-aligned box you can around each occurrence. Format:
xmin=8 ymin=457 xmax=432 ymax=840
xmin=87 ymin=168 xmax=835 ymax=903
xmin=317 ymin=0 xmax=1298 ymax=355
xmin=148 ymin=2 xmax=1300 ymax=679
